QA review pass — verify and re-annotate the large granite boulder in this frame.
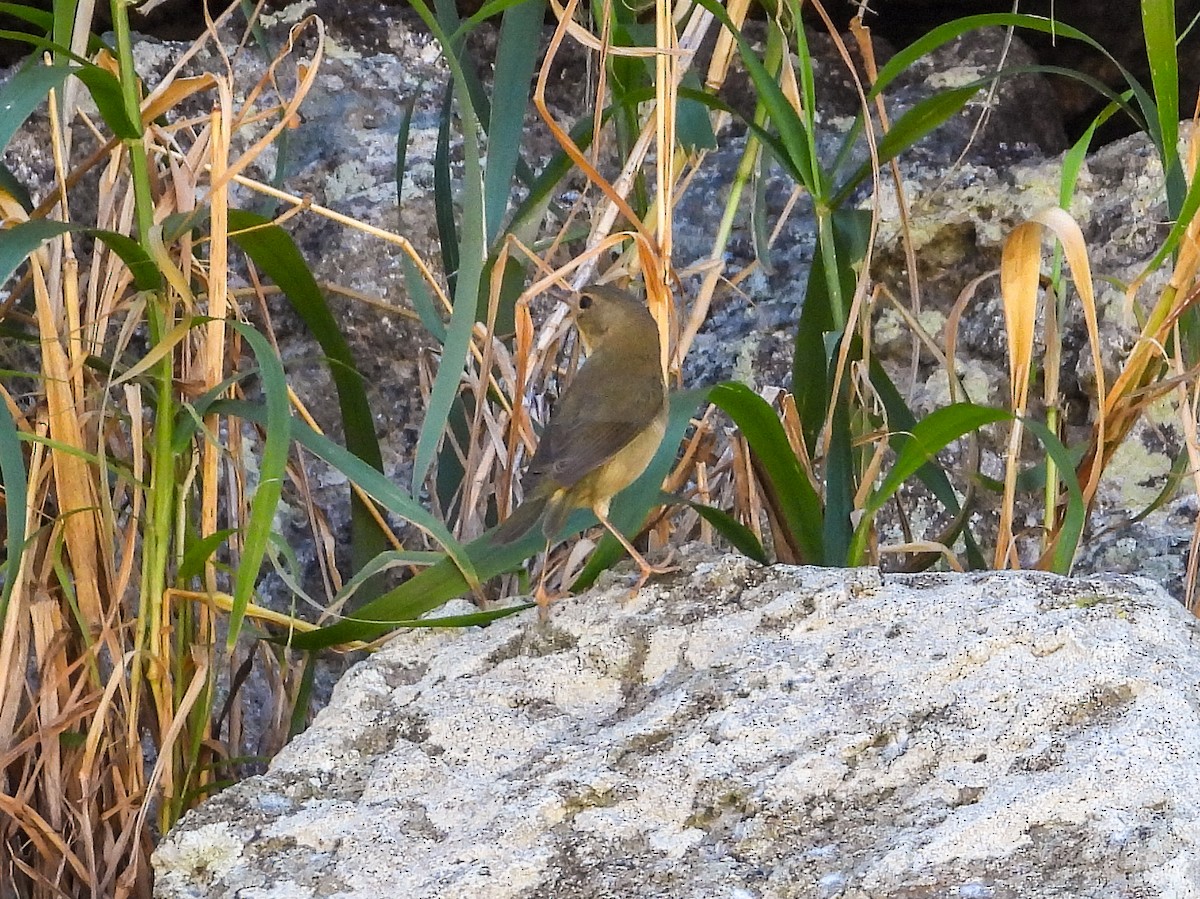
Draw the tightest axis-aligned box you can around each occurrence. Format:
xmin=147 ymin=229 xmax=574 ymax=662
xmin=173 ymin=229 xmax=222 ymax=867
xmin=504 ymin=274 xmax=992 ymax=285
xmin=154 ymin=554 xmax=1200 ymax=897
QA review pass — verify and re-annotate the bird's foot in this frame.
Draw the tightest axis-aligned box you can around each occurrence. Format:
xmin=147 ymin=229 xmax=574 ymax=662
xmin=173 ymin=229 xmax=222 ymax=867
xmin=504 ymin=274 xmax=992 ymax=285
xmin=626 ymin=548 xmax=681 ymax=596
xmin=533 ymin=583 xmax=569 ymax=621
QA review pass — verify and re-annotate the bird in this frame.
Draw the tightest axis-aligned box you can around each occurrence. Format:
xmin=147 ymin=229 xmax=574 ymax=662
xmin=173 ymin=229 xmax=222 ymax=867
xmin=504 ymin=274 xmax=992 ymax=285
xmin=492 ymin=282 xmax=676 ymax=611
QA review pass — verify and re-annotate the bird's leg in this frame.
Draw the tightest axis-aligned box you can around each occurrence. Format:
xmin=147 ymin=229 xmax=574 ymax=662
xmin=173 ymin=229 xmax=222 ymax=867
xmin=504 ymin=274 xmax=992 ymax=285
xmin=594 ymin=508 xmax=679 ymax=593
xmin=532 ymin=539 xmax=559 ymax=621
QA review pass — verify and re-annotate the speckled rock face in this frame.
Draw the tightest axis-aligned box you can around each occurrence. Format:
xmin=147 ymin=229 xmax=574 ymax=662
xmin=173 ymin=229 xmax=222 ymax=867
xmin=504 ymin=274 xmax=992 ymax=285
xmin=154 ymin=554 xmax=1200 ymax=898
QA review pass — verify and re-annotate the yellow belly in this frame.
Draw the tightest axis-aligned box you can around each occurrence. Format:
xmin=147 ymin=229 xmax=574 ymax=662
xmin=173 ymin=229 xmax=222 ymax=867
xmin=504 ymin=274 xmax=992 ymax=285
xmin=556 ymin=410 xmax=667 ymax=518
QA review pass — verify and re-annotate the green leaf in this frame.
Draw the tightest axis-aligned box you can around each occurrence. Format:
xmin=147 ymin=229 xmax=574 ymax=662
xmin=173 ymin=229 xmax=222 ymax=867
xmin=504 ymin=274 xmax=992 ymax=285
xmin=450 ymin=0 xmax=538 ymax=41
xmin=794 ymin=208 xmax=871 ymax=451
xmin=676 ymin=70 xmax=717 ymax=152
xmin=178 ymin=528 xmax=237 ymax=583
xmin=396 ymin=99 xmax=449 ymax=345
xmin=410 ymin=63 xmax=488 ymax=497
xmin=867 ymin=358 xmax=987 ymax=569
xmin=433 ymin=84 xmax=461 ymax=292
xmin=869 ymin=14 xmax=1106 ymax=99
xmin=834 ymin=86 xmax=980 ymax=207
xmin=226 ymin=209 xmax=390 ymax=586
xmin=0 ymin=162 xmax=32 ymax=212
xmin=823 ymin=359 xmax=854 ymax=565
xmin=70 ymin=60 xmax=140 ymax=139
xmin=1024 ymin=419 xmax=1086 ymax=574
xmin=849 ymin=402 xmax=1009 ymax=564
xmin=0 ymin=62 xmax=72 ymax=152
xmin=224 ymin=322 xmax=290 ymax=646
xmin=1142 ymin=0 xmax=1182 ymax=209
xmin=485 ymin=0 xmax=544 ymax=244
xmin=214 ymin=398 xmax=476 ymax=586
xmin=683 ymin=496 xmax=768 ymax=564
xmin=0 ymin=397 xmax=26 ymax=627
xmin=0 ymin=220 xmax=160 ymax=291
xmin=690 ymin=0 xmax=819 ymax=197
xmin=279 ymin=521 xmax=544 ymax=649
xmin=710 ymin=382 xmax=825 ymax=564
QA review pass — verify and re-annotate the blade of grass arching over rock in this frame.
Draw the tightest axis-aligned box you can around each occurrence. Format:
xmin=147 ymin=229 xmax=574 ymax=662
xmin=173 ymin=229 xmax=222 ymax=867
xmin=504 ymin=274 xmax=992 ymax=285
xmin=0 ymin=398 xmax=26 ymax=626
xmin=485 ymin=0 xmax=544 ymax=245
xmin=570 ymin=389 xmax=711 ymax=590
xmin=710 ymin=382 xmax=825 ymax=565
xmin=869 ymin=15 xmax=1159 ymax=157
xmin=282 ymin=523 xmax=547 ymax=649
xmin=794 ymin=208 xmax=871 ymax=452
xmin=848 ymin=402 xmax=1010 ymax=566
xmin=868 ymin=14 xmax=1107 ymax=99
xmin=868 ymin=358 xmax=987 ymax=569
xmin=833 ymin=86 xmax=981 ymax=207
xmin=680 ymin=497 xmax=769 ymax=565
xmin=213 ymin=399 xmax=476 ymax=587
xmin=227 ymin=210 xmax=389 ymax=586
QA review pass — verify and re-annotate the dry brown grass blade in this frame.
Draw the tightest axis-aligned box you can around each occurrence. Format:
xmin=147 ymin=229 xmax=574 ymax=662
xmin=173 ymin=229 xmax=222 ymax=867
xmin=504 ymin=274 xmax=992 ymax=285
xmin=997 ymin=207 xmax=1101 ymax=567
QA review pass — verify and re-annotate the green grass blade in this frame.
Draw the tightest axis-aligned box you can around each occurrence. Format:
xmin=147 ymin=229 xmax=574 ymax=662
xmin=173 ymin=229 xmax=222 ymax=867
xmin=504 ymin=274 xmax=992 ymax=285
xmin=395 ymin=106 xmax=450 ymax=345
xmin=0 ymin=220 xmax=160 ymax=291
xmin=676 ymin=70 xmax=717 ymax=151
xmin=710 ymin=382 xmax=825 ymax=564
xmin=1060 ymin=98 xmax=1127 ymax=207
xmin=823 ymin=380 xmax=854 ymax=565
xmin=433 ymin=84 xmax=461 ymax=292
xmin=223 ymin=322 xmax=290 ymax=647
xmin=867 ymin=358 xmax=987 ymax=568
xmin=178 ymin=528 xmax=236 ymax=583
xmin=227 ymin=209 xmax=389 ymax=581
xmin=683 ymin=497 xmax=768 ymax=564
xmin=690 ymin=0 xmax=819 ymax=196
xmin=411 ymin=93 xmax=487 ymax=495
xmin=849 ymin=402 xmax=1008 ymax=564
xmin=214 ymin=399 xmax=476 ymax=584
xmin=1142 ymin=0 xmax=1183 ymax=209
xmin=403 ymin=0 xmax=511 ymax=495
xmin=0 ymin=62 xmax=72 ymax=152
xmin=869 ymin=14 xmax=1107 ymax=98
xmin=280 ymin=523 xmax=546 ymax=649
xmin=1023 ymin=419 xmax=1086 ymax=574
xmin=485 ymin=0 xmax=544 ymax=244
xmin=833 ymin=86 xmax=979 ymax=207
xmin=794 ymin=208 xmax=871 ymax=449
xmin=0 ymin=163 xmax=32 ymax=212
xmin=0 ymin=397 xmax=27 ymax=627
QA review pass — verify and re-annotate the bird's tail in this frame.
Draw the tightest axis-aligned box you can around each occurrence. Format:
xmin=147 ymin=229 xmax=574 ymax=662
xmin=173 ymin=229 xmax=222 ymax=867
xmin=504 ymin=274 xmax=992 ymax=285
xmin=489 ymin=493 xmax=549 ymax=546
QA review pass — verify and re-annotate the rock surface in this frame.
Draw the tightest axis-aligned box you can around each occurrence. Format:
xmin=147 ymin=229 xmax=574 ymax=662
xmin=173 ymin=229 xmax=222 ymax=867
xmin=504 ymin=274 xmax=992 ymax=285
xmin=154 ymin=554 xmax=1200 ymax=897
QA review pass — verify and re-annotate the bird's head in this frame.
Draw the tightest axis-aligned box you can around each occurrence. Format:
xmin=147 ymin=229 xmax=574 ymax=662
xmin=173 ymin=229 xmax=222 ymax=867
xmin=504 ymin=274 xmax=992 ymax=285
xmin=573 ymin=283 xmax=659 ymax=355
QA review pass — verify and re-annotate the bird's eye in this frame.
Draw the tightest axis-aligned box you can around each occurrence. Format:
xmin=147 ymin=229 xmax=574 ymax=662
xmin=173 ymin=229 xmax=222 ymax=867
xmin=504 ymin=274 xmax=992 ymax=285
xmin=578 ymin=294 xmax=593 ymax=309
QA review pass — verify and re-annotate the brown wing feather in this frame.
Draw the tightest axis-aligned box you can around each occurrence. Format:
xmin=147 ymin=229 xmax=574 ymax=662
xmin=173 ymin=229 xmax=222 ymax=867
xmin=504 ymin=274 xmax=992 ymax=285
xmin=525 ymin=349 xmax=664 ymax=491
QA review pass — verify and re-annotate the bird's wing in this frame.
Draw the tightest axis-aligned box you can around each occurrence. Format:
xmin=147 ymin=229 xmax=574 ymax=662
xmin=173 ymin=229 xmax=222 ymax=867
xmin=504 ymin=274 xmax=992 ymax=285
xmin=526 ymin=354 xmax=665 ymax=490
